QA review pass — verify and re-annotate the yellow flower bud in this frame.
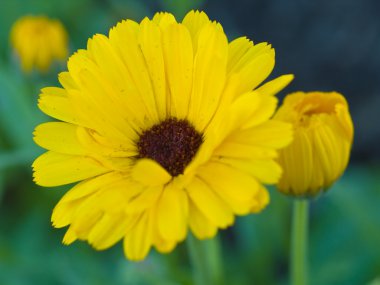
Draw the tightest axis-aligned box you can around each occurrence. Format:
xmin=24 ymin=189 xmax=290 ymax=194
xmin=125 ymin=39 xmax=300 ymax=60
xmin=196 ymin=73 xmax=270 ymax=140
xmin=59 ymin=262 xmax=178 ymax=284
xmin=10 ymin=15 xmax=68 ymax=73
xmin=274 ymin=91 xmax=354 ymax=197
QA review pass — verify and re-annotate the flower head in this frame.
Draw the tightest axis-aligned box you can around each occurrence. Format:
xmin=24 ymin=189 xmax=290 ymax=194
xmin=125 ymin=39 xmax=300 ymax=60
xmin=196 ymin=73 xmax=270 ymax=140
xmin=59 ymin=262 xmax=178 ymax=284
xmin=10 ymin=15 xmax=68 ymax=73
xmin=274 ymin=91 xmax=354 ymax=197
xmin=32 ymin=11 xmax=293 ymax=261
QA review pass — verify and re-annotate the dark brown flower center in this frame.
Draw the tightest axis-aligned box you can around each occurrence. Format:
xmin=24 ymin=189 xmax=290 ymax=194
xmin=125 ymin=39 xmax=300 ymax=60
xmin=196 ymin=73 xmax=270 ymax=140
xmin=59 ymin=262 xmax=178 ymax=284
xmin=137 ymin=118 xmax=203 ymax=177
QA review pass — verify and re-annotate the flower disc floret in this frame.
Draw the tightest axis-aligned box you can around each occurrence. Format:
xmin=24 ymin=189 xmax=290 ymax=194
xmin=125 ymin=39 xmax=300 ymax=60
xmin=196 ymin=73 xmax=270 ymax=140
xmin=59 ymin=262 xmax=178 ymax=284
xmin=137 ymin=118 xmax=203 ymax=177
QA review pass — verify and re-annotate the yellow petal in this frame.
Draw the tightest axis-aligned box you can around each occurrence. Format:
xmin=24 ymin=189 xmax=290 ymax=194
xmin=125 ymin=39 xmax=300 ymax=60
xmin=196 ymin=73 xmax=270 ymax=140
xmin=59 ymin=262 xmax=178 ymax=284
xmin=131 ymin=159 xmax=171 ymax=186
xmin=228 ymin=42 xmax=272 ymax=74
xmin=52 ymin=197 xmax=84 ymax=228
xmin=256 ymin=74 xmax=294 ymax=96
xmin=186 ymin=177 xmax=234 ymax=228
xmin=216 ymin=157 xmax=282 ymax=184
xmin=197 ymin=162 xmax=259 ymax=215
xmin=57 ymin=172 xmax=127 ymax=203
xmin=214 ymin=141 xmax=278 ymax=160
xmin=58 ymin=71 xmax=78 ymax=90
xmin=188 ymin=22 xmax=228 ymax=131
xmin=33 ymin=151 xmax=109 ymax=186
xmin=88 ymin=213 xmax=133 ymax=250
xmin=182 ymin=10 xmax=210 ymax=51
xmin=222 ymin=92 xmax=262 ymax=135
xmin=153 ymin=12 xmax=176 ymax=27
xmin=139 ymin=19 xmax=167 ymax=120
xmin=188 ymin=201 xmax=217 ymax=239
xmin=34 ymin=122 xmax=87 ymax=155
xmin=312 ymin=123 xmax=338 ymax=185
xmin=229 ymin=120 xmax=293 ymax=149
xmin=67 ymin=63 xmax=137 ymax=141
xmin=227 ymin=37 xmax=253 ymax=72
xmin=87 ymin=34 xmax=132 ymax=94
xmin=235 ymin=53 xmax=275 ymax=94
xmin=125 ymin=186 xmax=163 ymax=213
xmin=63 ymin=227 xmax=77 ymax=245
xmin=242 ymin=94 xmax=278 ymax=129
xmin=151 ymin=204 xmax=177 ymax=253
xmin=227 ymin=40 xmax=275 ymax=94
xmin=152 ymin=232 xmax=177 ymax=254
xmin=38 ymin=87 xmax=79 ymax=125
xmin=123 ymin=211 xmax=153 ymax=261
xmin=153 ymin=237 xmax=177 ymax=254
xmin=85 ymin=186 xmax=137 ymax=214
xmin=335 ymin=103 xmax=354 ymax=142
xmin=76 ymin=127 xmax=136 ymax=158
xmin=277 ymin=128 xmax=314 ymax=195
xmin=157 ymin=184 xmax=188 ymax=241
xmin=69 ymin=197 xmax=103 ymax=240
xmin=108 ymin=20 xmax=159 ymax=124
xmin=85 ymin=34 xmax=149 ymax=132
xmin=250 ymin=185 xmax=270 ymax=213
xmin=161 ymin=22 xmax=193 ymax=118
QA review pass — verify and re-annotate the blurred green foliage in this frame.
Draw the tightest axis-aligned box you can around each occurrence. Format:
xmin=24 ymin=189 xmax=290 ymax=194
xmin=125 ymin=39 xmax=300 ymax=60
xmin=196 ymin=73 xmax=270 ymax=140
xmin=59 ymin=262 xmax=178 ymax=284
xmin=0 ymin=0 xmax=379 ymax=284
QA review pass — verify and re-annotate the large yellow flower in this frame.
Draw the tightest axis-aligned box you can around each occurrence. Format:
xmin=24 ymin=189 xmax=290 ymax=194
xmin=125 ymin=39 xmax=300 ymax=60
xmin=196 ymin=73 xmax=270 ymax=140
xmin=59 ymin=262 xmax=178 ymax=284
xmin=274 ymin=91 xmax=354 ymax=197
xmin=33 ymin=11 xmax=293 ymax=261
xmin=10 ymin=15 xmax=68 ymax=73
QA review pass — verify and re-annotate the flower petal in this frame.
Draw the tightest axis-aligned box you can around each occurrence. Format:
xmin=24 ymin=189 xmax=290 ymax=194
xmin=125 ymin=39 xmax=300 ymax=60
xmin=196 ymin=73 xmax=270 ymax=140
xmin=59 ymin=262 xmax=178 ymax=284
xmin=188 ymin=22 xmax=228 ymax=131
xmin=88 ymin=213 xmax=134 ymax=250
xmin=139 ymin=18 xmax=167 ymax=120
xmin=188 ymin=201 xmax=217 ymax=239
xmin=108 ymin=20 xmax=159 ymax=124
xmin=250 ymin=185 xmax=270 ymax=213
xmin=215 ymin=157 xmax=282 ymax=184
xmin=229 ymin=120 xmax=293 ymax=149
xmin=182 ymin=10 xmax=210 ymax=51
xmin=131 ymin=159 xmax=171 ymax=186
xmin=161 ymin=22 xmax=193 ymax=118
xmin=33 ymin=151 xmax=109 ymax=187
xmin=256 ymin=74 xmax=294 ymax=96
xmin=125 ymin=186 xmax=163 ymax=213
xmin=34 ymin=122 xmax=86 ymax=155
xmin=38 ymin=87 xmax=80 ymax=124
xmin=157 ymin=184 xmax=188 ymax=241
xmin=186 ymin=177 xmax=234 ymax=228
xmin=197 ymin=162 xmax=260 ymax=215
xmin=123 ymin=211 xmax=153 ymax=261
xmin=153 ymin=12 xmax=176 ymax=27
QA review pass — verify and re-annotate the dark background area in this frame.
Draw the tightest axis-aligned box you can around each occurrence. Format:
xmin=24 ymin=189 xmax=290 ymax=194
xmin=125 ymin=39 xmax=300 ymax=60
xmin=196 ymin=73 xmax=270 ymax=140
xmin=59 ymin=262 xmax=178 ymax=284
xmin=0 ymin=1 xmax=379 ymax=285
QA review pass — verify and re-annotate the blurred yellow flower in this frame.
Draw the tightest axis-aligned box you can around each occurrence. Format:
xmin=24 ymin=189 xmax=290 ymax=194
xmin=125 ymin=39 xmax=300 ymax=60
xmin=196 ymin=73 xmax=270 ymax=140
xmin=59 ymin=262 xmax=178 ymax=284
xmin=274 ymin=91 xmax=354 ymax=197
xmin=32 ymin=10 xmax=293 ymax=261
xmin=10 ymin=15 xmax=68 ymax=73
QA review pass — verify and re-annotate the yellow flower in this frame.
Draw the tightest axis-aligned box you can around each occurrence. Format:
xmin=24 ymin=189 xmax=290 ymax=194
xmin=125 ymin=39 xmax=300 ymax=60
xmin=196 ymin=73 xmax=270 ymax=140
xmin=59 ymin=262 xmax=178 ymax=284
xmin=32 ymin=11 xmax=293 ymax=261
xmin=274 ymin=91 xmax=354 ymax=197
xmin=10 ymin=15 xmax=68 ymax=73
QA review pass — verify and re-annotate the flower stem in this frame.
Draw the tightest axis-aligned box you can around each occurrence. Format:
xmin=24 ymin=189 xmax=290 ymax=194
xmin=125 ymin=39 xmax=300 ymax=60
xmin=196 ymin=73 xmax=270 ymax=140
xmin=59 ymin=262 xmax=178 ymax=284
xmin=291 ymin=199 xmax=309 ymax=285
xmin=186 ymin=234 xmax=224 ymax=285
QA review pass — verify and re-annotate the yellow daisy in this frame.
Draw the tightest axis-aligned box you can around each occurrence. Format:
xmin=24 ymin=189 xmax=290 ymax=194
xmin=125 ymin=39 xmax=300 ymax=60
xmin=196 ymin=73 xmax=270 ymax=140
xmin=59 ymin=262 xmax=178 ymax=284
xmin=274 ymin=91 xmax=354 ymax=197
xmin=10 ymin=15 xmax=68 ymax=73
xmin=33 ymin=10 xmax=293 ymax=261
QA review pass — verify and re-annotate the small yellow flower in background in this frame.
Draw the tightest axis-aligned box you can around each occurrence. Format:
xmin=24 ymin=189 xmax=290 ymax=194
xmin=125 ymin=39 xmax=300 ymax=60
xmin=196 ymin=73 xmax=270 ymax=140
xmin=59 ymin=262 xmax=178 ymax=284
xmin=274 ymin=91 xmax=354 ymax=197
xmin=10 ymin=15 xmax=68 ymax=73
xmin=32 ymin=10 xmax=294 ymax=261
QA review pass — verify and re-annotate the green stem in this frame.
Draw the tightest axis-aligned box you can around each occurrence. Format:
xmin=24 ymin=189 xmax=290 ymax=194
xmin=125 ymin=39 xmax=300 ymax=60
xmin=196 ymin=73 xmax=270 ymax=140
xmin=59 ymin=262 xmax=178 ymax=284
xmin=187 ymin=234 xmax=224 ymax=285
xmin=291 ymin=199 xmax=309 ymax=285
